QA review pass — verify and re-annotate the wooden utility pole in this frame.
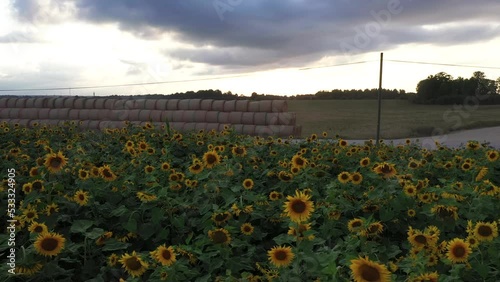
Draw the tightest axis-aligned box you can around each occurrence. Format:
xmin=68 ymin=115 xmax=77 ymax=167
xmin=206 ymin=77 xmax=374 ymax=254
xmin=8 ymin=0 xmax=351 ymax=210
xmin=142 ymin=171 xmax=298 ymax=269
xmin=376 ymin=53 xmax=383 ymax=146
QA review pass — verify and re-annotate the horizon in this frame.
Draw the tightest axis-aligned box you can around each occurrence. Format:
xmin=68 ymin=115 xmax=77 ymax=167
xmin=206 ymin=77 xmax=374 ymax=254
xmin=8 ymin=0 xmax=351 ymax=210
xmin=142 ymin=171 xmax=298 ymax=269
xmin=1 ymin=1 xmax=500 ymax=97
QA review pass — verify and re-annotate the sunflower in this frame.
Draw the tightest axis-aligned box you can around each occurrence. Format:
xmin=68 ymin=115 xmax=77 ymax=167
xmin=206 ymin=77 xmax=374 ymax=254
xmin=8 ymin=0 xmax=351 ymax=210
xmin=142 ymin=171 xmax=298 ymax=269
xmin=136 ymin=191 xmax=157 ymax=203
xmin=189 ymin=162 xmax=203 ymax=174
xmin=208 ymin=228 xmax=231 ymax=245
xmin=243 ymin=178 xmax=254 ymax=190
xmin=473 ymin=221 xmax=498 ymax=242
xmin=407 ymin=160 xmax=420 ymax=169
xmin=269 ymin=191 xmax=283 ymax=201
xmin=350 ymin=172 xmax=363 ymax=185
xmin=120 ymin=251 xmax=149 ymax=278
xmin=212 ymin=212 xmax=232 ymax=226
xmin=411 ymin=271 xmax=439 ymax=282
xmin=22 ymin=183 xmax=33 ymax=194
xmin=278 ymin=171 xmax=293 ymax=182
xmin=284 ymin=190 xmax=314 ymax=223
xmin=161 ymin=162 xmax=171 ymax=171
xmin=475 ymin=167 xmax=488 ymax=182
xmin=99 ymin=165 xmax=117 ymax=181
xmin=34 ymin=232 xmax=65 ymax=257
xmin=350 ymin=256 xmax=391 ymax=282
xmin=144 ymin=165 xmax=154 ymax=174
xmin=203 ymin=150 xmax=221 ymax=169
xmin=461 ymin=162 xmax=472 ymax=171
xmin=337 ymin=171 xmax=351 ymax=184
xmin=374 ymin=162 xmax=398 ymax=178
xmin=15 ymin=262 xmax=43 ymax=276
xmin=403 ymin=184 xmax=417 ymax=197
xmin=446 ymin=238 xmax=471 ymax=263
xmin=291 ymin=154 xmax=307 ymax=169
xmin=28 ymin=222 xmax=48 ymax=234
xmin=348 ymin=218 xmax=364 ymax=233
xmin=108 ymin=253 xmax=120 ymax=266
xmin=22 ymin=208 xmax=38 ymax=223
xmin=45 ymin=203 xmax=59 ymax=216
xmin=241 ymin=223 xmax=254 ymax=235
xmin=362 ymin=222 xmax=384 ymax=237
xmin=268 ymin=246 xmax=294 ymax=268
xmin=288 ymin=222 xmax=315 ymax=241
xmin=232 ymin=146 xmax=247 ymax=157
xmin=408 ymin=226 xmax=438 ymax=248
xmin=486 ymin=150 xmax=499 ymax=162
xmin=150 ymin=245 xmax=176 ymax=266
xmin=465 ymin=236 xmax=480 ymax=249
xmin=78 ymin=169 xmax=90 ymax=180
xmin=74 ymin=190 xmax=90 ymax=206
xmin=431 ymin=205 xmax=458 ymax=220
xmin=44 ymin=151 xmax=68 ymax=173
xmin=29 ymin=167 xmax=39 ymax=176
xmin=359 ymin=157 xmax=371 ymax=167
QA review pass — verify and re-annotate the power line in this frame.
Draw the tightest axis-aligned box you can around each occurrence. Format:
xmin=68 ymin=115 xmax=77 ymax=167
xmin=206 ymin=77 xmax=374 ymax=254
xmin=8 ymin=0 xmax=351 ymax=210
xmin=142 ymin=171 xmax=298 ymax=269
xmin=299 ymin=60 xmax=376 ymax=70
xmin=386 ymin=59 xmax=500 ymax=70
xmin=0 ymin=74 xmax=250 ymax=92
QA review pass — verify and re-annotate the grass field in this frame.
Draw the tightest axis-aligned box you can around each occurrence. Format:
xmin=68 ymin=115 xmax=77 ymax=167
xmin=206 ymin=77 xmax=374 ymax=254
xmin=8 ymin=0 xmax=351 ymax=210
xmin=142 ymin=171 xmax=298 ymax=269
xmin=288 ymin=99 xmax=500 ymax=139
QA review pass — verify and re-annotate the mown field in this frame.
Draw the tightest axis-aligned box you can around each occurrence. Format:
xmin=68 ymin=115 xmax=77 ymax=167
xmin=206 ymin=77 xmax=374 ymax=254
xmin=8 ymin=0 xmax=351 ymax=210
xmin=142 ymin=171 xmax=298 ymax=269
xmin=0 ymin=121 xmax=499 ymax=281
xmin=288 ymin=100 xmax=500 ymax=139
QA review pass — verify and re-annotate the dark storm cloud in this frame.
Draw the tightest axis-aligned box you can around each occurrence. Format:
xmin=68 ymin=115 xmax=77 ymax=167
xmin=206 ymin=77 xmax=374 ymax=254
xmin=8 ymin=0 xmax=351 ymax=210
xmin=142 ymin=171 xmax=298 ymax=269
xmin=10 ymin=0 xmax=500 ymax=68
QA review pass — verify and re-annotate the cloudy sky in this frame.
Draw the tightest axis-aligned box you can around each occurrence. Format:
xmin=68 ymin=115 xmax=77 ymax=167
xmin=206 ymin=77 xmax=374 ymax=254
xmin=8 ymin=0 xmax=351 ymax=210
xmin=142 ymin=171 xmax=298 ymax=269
xmin=1 ymin=0 xmax=499 ymax=96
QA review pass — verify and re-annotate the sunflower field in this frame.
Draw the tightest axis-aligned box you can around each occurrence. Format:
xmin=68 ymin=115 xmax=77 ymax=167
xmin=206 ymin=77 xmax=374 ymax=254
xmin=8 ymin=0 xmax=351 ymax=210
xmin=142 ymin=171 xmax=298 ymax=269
xmin=1 ymin=120 xmax=499 ymax=282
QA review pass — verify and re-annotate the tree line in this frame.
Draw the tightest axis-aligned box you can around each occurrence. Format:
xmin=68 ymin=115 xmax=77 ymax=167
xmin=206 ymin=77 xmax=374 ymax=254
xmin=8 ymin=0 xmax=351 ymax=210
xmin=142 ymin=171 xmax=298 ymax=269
xmin=414 ymin=71 xmax=500 ymax=105
xmin=109 ymin=71 xmax=500 ymax=105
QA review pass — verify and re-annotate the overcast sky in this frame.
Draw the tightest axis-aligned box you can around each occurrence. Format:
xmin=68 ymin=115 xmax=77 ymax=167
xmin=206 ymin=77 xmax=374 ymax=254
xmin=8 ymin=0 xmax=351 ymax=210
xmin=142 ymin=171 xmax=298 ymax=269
xmin=1 ymin=0 xmax=499 ymax=96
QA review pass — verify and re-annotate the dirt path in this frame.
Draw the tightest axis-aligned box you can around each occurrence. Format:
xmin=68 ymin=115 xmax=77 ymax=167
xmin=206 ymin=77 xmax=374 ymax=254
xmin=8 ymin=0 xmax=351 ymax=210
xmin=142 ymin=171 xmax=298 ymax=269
xmin=347 ymin=126 xmax=500 ymax=149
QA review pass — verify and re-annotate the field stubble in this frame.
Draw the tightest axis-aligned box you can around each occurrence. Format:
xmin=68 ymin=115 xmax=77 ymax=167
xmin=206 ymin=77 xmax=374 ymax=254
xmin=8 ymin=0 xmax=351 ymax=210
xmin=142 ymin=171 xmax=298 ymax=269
xmin=288 ymin=100 xmax=500 ymax=139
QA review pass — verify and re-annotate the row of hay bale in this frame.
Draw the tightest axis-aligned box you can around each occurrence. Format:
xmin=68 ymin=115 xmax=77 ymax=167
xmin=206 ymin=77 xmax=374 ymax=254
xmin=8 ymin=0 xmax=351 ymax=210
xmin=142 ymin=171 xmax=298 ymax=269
xmin=0 ymin=108 xmax=296 ymax=125
xmin=1 ymin=118 xmax=301 ymax=136
xmin=0 ymin=97 xmax=288 ymax=112
xmin=0 ymin=96 xmax=301 ymax=137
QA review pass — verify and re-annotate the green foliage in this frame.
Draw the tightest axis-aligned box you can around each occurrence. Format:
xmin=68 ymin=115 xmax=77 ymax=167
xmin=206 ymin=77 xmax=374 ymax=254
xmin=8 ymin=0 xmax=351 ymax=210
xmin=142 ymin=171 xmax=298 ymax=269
xmin=0 ymin=121 xmax=499 ymax=281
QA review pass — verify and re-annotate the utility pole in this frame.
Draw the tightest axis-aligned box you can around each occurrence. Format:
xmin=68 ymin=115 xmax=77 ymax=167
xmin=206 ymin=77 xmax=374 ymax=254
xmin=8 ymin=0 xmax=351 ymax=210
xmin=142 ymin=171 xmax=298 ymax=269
xmin=376 ymin=52 xmax=383 ymax=146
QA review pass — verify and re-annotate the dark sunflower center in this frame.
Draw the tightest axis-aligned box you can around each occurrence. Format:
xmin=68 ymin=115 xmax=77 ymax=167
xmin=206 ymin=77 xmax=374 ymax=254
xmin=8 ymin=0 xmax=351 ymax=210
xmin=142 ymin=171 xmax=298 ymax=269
xmin=193 ymin=164 xmax=200 ymax=170
xmin=477 ymin=225 xmax=492 ymax=237
xmin=352 ymin=175 xmax=360 ymax=181
xmin=27 ymin=212 xmax=35 ymax=218
xmin=34 ymin=226 xmax=43 ymax=232
xmin=368 ymin=225 xmax=380 ymax=233
xmin=161 ymin=250 xmax=171 ymax=260
xmin=215 ymin=214 xmax=228 ymax=221
xmin=235 ymin=148 xmax=244 ymax=154
xmin=352 ymin=221 xmax=362 ymax=227
xmin=295 ymin=158 xmax=304 ymax=166
xmin=206 ymin=154 xmax=217 ymax=164
xmin=78 ymin=194 xmax=85 ymax=201
xmin=81 ymin=172 xmax=88 ymax=177
xmin=125 ymin=257 xmax=142 ymax=270
xmin=489 ymin=153 xmax=497 ymax=159
xmin=380 ymin=165 xmax=392 ymax=173
xmin=103 ymin=170 xmax=112 ymax=177
xmin=341 ymin=174 xmax=349 ymax=180
xmin=50 ymin=157 xmax=62 ymax=168
xmin=244 ymin=181 xmax=252 ymax=187
xmin=359 ymin=264 xmax=381 ymax=281
xmin=291 ymin=200 xmax=306 ymax=213
xmin=414 ymin=234 xmax=427 ymax=244
xmin=362 ymin=160 xmax=368 ymax=165
xmin=41 ymin=238 xmax=59 ymax=251
xmin=244 ymin=226 xmax=252 ymax=232
xmin=452 ymin=245 xmax=466 ymax=258
xmin=275 ymin=250 xmax=287 ymax=261
xmin=212 ymin=231 xmax=228 ymax=244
